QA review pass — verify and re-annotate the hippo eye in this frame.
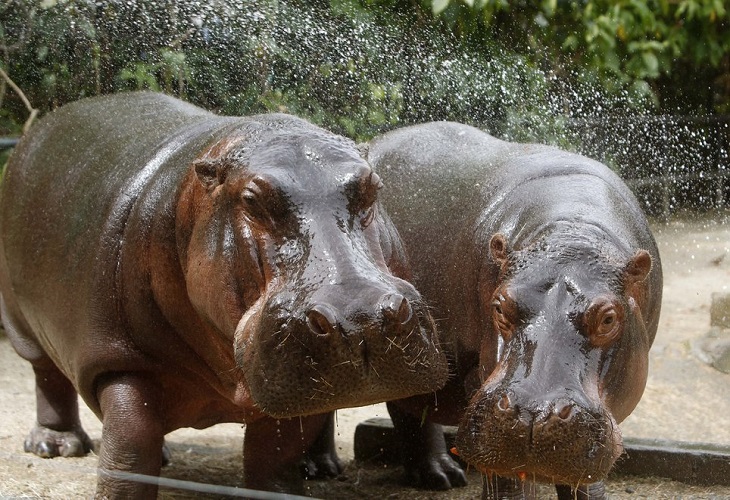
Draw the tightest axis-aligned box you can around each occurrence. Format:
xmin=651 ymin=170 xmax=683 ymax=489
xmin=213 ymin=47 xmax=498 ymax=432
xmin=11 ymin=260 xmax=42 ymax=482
xmin=361 ymin=206 xmax=376 ymax=228
xmin=347 ymin=168 xmax=381 ymax=221
xmin=240 ymin=177 xmax=288 ymax=225
xmin=241 ymin=188 xmax=268 ymax=221
xmin=585 ymin=299 xmax=623 ymax=347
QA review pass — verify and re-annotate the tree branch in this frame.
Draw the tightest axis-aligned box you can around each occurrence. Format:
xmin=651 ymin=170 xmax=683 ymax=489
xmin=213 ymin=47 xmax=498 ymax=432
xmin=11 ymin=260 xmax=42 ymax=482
xmin=0 ymin=66 xmax=38 ymax=133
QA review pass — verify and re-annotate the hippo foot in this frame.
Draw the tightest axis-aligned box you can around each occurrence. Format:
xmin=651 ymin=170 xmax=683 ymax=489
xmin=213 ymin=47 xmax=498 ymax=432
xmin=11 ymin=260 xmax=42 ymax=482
xmin=23 ymin=424 xmax=92 ymax=458
xmin=299 ymin=450 xmax=344 ymax=479
xmin=298 ymin=411 xmax=344 ymax=480
xmin=556 ymin=481 xmax=606 ymax=500
xmin=386 ymin=402 xmax=467 ymax=490
xmin=404 ymin=452 xmax=467 ymax=491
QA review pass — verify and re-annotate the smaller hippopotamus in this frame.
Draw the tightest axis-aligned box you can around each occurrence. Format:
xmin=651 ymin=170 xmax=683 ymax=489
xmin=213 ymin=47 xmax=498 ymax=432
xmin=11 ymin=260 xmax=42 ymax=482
xmin=368 ymin=122 xmax=662 ymax=498
xmin=0 ymin=92 xmax=447 ymax=498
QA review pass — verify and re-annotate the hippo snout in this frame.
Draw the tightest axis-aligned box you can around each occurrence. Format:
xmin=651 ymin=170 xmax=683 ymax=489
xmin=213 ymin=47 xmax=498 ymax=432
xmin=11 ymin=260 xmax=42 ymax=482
xmin=455 ymin=385 xmax=622 ymax=485
xmin=305 ymin=292 xmax=415 ymax=338
xmin=235 ymin=284 xmax=447 ymax=418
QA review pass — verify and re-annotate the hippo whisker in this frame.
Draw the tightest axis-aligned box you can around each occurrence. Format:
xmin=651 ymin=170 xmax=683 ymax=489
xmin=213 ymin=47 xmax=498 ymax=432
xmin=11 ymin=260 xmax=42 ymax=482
xmin=408 ymin=350 xmax=425 ymax=364
xmin=415 ymin=346 xmax=425 ymax=360
xmin=276 ymin=332 xmax=292 ymax=349
xmin=310 ymin=387 xmax=335 ymax=396
xmin=292 ymin=332 xmax=308 ymax=347
xmin=384 ymin=336 xmax=395 ymax=353
xmin=404 ymin=357 xmax=422 ymax=369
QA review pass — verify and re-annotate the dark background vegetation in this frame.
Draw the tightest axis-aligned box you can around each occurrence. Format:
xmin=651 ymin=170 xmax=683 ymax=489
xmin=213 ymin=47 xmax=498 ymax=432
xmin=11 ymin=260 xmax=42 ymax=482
xmin=1 ymin=0 xmax=729 ymax=213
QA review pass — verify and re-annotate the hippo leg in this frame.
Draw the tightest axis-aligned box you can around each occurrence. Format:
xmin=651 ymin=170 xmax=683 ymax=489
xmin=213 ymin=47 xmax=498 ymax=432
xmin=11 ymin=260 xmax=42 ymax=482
xmin=556 ymin=481 xmax=607 ymax=500
xmin=243 ymin=413 xmax=331 ymax=493
xmin=300 ymin=411 xmax=344 ymax=479
xmin=96 ymin=373 xmax=165 ymax=499
xmin=481 ymin=475 xmax=537 ymax=499
xmin=24 ymin=363 xmax=92 ymax=458
xmin=386 ymin=401 xmax=467 ymax=490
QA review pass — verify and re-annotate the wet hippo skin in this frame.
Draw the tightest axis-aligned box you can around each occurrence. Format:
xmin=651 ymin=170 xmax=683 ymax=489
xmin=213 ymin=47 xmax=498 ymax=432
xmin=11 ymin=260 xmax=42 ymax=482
xmin=368 ymin=122 xmax=662 ymax=499
xmin=0 ymin=92 xmax=447 ymax=498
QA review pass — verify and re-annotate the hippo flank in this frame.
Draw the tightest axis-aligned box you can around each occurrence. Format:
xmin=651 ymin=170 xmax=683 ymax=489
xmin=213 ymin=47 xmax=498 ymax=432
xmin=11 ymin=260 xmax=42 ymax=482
xmin=368 ymin=122 xmax=662 ymax=498
xmin=0 ymin=92 xmax=447 ymax=497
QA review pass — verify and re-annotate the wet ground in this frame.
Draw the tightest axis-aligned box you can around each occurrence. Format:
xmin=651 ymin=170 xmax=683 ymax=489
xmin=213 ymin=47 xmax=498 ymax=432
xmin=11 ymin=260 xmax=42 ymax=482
xmin=2 ymin=213 xmax=730 ymax=498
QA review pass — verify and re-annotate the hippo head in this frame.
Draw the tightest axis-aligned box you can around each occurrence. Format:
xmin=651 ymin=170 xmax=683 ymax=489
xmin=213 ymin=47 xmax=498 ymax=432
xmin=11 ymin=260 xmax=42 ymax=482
xmin=455 ymin=228 xmax=655 ymax=486
xmin=180 ymin=117 xmax=446 ymax=418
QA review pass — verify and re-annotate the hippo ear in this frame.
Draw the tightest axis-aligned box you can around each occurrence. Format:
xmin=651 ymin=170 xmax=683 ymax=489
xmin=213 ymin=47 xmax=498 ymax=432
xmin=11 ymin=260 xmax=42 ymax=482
xmin=489 ymin=233 xmax=510 ymax=266
xmin=624 ymin=249 xmax=652 ymax=284
xmin=194 ymin=159 xmax=230 ymax=191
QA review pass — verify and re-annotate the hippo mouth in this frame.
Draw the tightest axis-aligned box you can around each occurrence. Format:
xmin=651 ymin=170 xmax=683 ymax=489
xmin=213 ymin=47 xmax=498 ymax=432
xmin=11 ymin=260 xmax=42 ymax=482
xmin=233 ymin=295 xmax=447 ymax=418
xmin=454 ymin=392 xmax=623 ymax=485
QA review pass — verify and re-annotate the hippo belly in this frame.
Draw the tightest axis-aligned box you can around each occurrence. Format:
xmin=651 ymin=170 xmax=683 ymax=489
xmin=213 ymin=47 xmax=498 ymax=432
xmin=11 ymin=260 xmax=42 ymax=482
xmin=0 ymin=92 xmax=447 ymax=497
xmin=369 ymin=121 xmax=662 ymax=497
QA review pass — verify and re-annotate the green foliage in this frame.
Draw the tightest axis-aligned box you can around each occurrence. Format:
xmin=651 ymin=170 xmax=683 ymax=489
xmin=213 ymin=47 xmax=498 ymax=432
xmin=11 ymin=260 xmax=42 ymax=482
xmin=0 ymin=0 xmax=726 ymax=147
xmin=0 ymin=0 xmax=564 ymax=143
xmin=425 ymin=0 xmax=730 ymax=113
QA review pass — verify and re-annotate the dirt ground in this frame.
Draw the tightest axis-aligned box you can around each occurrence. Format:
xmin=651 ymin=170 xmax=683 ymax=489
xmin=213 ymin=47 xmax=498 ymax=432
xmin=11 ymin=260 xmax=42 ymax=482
xmin=2 ymin=212 xmax=730 ymax=499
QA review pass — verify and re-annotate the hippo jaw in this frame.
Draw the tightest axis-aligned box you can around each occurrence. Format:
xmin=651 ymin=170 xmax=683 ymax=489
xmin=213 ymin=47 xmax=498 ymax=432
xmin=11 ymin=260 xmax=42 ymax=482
xmin=455 ymin=371 xmax=623 ymax=485
xmin=234 ymin=282 xmax=447 ymax=418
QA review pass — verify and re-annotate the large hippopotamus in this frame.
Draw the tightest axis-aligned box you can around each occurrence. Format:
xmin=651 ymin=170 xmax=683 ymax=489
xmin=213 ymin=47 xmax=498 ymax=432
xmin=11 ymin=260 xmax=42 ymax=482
xmin=0 ymin=92 xmax=447 ymax=497
xmin=368 ymin=122 xmax=662 ymax=498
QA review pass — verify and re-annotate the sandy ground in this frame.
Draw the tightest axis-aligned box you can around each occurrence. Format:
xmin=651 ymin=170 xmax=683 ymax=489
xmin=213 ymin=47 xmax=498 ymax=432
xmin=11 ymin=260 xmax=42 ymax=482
xmin=2 ymin=212 xmax=730 ymax=498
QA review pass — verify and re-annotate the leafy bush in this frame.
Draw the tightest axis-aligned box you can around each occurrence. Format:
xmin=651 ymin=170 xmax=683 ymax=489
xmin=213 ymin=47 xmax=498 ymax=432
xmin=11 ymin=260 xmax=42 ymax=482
xmin=0 ymin=0 xmax=647 ymax=143
xmin=1 ymin=1 xmax=727 ymax=215
xmin=425 ymin=0 xmax=730 ymax=114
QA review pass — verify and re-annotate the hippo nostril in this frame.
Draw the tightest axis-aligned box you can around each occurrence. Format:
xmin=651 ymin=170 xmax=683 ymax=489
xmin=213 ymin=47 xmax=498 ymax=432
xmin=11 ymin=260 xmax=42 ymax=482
xmin=556 ymin=402 xmax=574 ymax=421
xmin=497 ymin=392 xmax=511 ymax=412
xmin=381 ymin=293 xmax=413 ymax=325
xmin=306 ymin=304 xmax=338 ymax=337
